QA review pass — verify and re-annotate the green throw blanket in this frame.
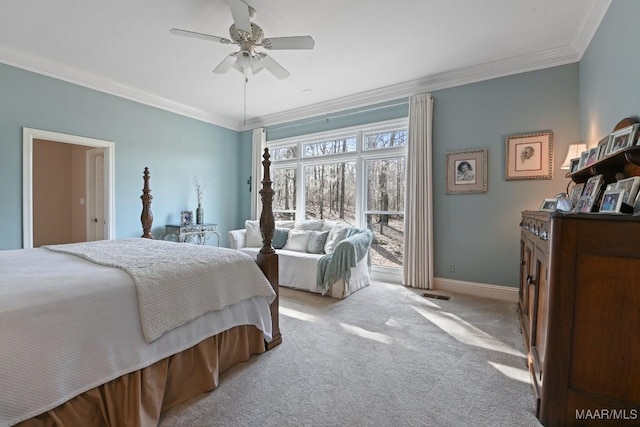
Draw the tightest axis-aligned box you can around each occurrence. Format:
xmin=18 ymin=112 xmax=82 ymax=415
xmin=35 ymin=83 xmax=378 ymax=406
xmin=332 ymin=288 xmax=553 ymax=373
xmin=316 ymin=228 xmax=373 ymax=292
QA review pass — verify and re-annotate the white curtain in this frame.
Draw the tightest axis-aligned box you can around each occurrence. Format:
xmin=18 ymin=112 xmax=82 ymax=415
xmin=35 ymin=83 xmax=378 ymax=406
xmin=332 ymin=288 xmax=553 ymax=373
xmin=251 ymin=128 xmax=266 ymax=220
xmin=403 ymin=93 xmax=434 ymax=289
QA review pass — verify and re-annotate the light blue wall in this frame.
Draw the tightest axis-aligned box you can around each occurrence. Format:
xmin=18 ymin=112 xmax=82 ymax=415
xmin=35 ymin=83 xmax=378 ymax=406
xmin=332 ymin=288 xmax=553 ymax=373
xmin=431 ymin=65 xmax=579 ymax=286
xmin=237 ymin=130 xmax=253 ymax=222
xmin=579 ymin=0 xmax=640 ymax=145
xmin=263 ymin=64 xmax=580 ymax=288
xmin=0 ymin=63 xmax=244 ymax=250
xmin=265 ymin=100 xmax=409 ymax=141
xmin=6 ymin=4 xmax=627 ymax=288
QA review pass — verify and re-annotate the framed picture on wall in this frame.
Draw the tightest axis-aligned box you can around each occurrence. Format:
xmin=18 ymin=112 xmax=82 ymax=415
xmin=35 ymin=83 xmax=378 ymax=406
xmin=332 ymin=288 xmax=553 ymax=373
xmin=445 ymin=148 xmax=488 ymax=194
xmin=504 ymin=130 xmax=553 ymax=180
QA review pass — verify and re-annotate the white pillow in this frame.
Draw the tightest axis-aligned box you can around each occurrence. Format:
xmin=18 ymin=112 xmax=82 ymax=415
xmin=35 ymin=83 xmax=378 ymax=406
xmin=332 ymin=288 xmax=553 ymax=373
xmin=294 ymin=219 xmax=323 ymax=230
xmin=283 ymin=229 xmax=313 ymax=252
xmin=244 ymin=220 xmax=262 ymax=248
xmin=275 ymin=220 xmax=295 ymax=229
xmin=324 ymin=223 xmax=351 ymax=253
xmin=321 ymin=220 xmax=337 ymax=231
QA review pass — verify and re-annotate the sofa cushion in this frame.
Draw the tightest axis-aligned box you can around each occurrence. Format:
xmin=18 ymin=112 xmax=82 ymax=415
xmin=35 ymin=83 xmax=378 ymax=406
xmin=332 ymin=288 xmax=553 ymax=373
xmin=272 ymin=228 xmax=290 ymax=249
xmin=321 ymin=220 xmax=337 ymax=231
xmin=283 ymin=229 xmax=313 ymax=252
xmin=294 ymin=219 xmax=324 ymax=231
xmin=324 ymin=223 xmax=351 ymax=253
xmin=307 ymin=230 xmax=329 ymax=254
xmin=245 ymin=220 xmax=262 ymax=248
xmin=275 ymin=220 xmax=295 ymax=229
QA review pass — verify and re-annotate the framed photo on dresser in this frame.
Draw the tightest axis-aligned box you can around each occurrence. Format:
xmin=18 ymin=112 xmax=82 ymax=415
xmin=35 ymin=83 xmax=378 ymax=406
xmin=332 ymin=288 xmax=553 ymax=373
xmin=539 ymin=199 xmax=557 ymax=212
xmin=569 ymin=183 xmax=585 ymax=204
xmin=613 ymin=176 xmax=640 ymax=205
xmin=574 ymin=196 xmax=596 ymax=213
xmin=606 ymin=123 xmax=639 ymax=156
xmin=581 ymin=174 xmax=604 ymax=199
xmin=599 ymin=189 xmax=625 ymax=213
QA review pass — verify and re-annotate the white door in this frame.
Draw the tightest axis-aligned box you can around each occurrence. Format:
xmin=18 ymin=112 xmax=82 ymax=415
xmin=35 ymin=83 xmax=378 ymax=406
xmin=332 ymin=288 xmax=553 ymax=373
xmin=87 ymin=148 xmax=105 ymax=241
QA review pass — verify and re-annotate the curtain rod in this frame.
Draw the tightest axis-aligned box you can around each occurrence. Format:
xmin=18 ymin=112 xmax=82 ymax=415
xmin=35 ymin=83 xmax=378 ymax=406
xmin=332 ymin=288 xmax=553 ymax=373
xmin=267 ymin=100 xmax=410 ymax=132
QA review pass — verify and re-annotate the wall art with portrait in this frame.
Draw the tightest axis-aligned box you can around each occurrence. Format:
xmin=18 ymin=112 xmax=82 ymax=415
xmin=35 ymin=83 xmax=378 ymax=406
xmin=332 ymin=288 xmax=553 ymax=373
xmin=504 ymin=130 xmax=553 ymax=180
xmin=445 ymin=148 xmax=488 ymax=194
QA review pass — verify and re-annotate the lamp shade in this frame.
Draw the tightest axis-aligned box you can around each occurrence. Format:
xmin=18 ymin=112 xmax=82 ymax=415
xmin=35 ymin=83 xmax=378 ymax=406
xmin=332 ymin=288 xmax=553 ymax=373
xmin=561 ymin=143 xmax=588 ymax=170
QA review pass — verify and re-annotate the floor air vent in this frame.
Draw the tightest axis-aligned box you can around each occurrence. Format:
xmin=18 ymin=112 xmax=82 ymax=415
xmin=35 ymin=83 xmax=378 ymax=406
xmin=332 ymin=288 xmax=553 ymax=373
xmin=422 ymin=292 xmax=451 ymax=301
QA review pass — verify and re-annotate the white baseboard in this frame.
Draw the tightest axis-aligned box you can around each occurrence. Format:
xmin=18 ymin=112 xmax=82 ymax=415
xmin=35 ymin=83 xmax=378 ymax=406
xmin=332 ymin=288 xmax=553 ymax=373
xmin=370 ymin=267 xmax=403 ymax=284
xmin=369 ymin=269 xmax=519 ymax=302
xmin=432 ymin=277 xmax=518 ymax=302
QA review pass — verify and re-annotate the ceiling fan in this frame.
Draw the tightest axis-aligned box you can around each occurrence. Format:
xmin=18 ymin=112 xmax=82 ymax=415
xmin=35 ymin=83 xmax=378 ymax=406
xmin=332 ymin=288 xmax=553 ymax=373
xmin=170 ymin=0 xmax=315 ymax=80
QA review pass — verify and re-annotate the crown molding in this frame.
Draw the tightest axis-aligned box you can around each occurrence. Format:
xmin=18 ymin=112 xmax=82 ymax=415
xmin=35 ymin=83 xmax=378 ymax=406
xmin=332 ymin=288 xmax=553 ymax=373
xmin=571 ymin=0 xmax=612 ymax=58
xmin=0 ymin=44 xmax=241 ymax=131
xmin=242 ymin=44 xmax=581 ymax=130
xmin=1 ymin=0 xmax=609 ymax=133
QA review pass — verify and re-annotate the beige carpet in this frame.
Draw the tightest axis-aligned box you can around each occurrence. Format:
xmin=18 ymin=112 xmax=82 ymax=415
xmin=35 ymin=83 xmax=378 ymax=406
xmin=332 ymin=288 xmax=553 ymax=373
xmin=160 ymin=281 xmax=542 ymax=427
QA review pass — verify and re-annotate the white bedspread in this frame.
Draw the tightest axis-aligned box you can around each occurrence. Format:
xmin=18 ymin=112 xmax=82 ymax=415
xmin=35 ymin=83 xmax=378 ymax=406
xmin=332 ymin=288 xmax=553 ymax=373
xmin=0 ymin=245 xmax=274 ymax=427
xmin=44 ymin=238 xmax=276 ymax=342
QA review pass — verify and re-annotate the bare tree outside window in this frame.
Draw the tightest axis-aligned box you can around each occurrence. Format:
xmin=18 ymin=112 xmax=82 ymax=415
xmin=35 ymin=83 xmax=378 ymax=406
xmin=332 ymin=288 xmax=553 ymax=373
xmin=366 ymin=156 xmax=405 ymax=268
xmin=304 ymin=161 xmax=356 ymax=222
xmin=269 ymin=122 xmax=407 ymax=269
xmin=303 ymin=137 xmax=356 ymax=157
xmin=273 ymin=167 xmax=296 ymax=220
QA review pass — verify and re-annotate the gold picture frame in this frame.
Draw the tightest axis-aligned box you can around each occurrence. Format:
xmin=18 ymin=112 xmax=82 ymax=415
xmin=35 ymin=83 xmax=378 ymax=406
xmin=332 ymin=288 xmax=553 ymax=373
xmin=445 ymin=148 xmax=488 ymax=194
xmin=505 ymin=131 xmax=553 ymax=180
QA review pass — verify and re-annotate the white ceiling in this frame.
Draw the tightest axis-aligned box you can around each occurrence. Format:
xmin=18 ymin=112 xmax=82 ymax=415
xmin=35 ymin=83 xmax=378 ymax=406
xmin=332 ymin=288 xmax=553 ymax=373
xmin=0 ymin=0 xmax=610 ymax=131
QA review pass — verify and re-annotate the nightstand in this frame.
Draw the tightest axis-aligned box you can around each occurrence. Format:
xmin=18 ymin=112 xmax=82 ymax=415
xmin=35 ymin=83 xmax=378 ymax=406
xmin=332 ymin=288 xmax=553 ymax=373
xmin=163 ymin=224 xmax=220 ymax=246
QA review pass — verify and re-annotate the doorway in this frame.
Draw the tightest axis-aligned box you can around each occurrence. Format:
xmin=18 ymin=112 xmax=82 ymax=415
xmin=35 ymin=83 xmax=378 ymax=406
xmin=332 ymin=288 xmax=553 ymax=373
xmin=22 ymin=128 xmax=115 ymax=249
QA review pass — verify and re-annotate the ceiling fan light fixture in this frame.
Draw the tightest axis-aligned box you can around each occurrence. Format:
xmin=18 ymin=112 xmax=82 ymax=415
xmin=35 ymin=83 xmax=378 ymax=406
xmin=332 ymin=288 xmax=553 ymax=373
xmin=171 ymin=0 xmax=314 ymax=80
xmin=236 ymin=50 xmax=253 ymax=69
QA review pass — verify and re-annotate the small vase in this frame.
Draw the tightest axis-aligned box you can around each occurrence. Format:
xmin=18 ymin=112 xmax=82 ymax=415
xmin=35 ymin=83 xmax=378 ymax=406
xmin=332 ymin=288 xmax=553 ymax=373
xmin=196 ymin=205 xmax=204 ymax=224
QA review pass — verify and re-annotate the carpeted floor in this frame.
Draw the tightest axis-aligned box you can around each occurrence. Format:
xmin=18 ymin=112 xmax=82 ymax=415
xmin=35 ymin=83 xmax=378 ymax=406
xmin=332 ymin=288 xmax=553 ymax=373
xmin=159 ymin=281 xmax=542 ymax=427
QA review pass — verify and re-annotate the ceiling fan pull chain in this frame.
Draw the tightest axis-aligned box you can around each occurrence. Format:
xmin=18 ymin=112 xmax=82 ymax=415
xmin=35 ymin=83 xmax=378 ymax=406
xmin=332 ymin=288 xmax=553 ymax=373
xmin=243 ymin=76 xmax=248 ymax=126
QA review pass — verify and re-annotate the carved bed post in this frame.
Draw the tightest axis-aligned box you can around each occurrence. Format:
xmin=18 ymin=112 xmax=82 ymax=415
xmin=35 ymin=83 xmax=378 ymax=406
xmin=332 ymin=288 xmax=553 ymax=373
xmin=141 ymin=167 xmax=154 ymax=239
xmin=257 ymin=148 xmax=282 ymax=350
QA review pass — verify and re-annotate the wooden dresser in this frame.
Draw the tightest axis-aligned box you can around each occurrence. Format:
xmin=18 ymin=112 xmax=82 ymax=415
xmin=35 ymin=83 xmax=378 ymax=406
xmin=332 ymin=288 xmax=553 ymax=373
xmin=519 ymin=211 xmax=640 ymax=426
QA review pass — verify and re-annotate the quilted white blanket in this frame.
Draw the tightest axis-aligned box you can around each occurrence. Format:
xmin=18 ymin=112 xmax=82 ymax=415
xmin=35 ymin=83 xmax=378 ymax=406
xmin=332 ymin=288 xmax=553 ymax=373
xmin=45 ymin=238 xmax=276 ymax=342
xmin=0 ymin=246 xmax=274 ymax=426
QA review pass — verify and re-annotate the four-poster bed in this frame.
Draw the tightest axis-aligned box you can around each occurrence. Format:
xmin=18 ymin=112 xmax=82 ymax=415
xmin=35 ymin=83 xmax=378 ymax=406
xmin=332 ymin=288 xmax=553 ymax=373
xmin=1 ymin=149 xmax=280 ymax=426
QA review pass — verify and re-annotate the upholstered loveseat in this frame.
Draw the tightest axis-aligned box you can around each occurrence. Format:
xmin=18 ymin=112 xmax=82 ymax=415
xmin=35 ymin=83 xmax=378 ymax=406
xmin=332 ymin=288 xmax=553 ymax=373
xmin=228 ymin=219 xmax=372 ymax=299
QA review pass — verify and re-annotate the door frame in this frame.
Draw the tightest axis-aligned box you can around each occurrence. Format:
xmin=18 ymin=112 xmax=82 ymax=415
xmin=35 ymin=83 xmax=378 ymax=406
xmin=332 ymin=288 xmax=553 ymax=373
xmin=86 ymin=148 xmax=106 ymax=241
xmin=22 ymin=127 xmax=115 ymax=248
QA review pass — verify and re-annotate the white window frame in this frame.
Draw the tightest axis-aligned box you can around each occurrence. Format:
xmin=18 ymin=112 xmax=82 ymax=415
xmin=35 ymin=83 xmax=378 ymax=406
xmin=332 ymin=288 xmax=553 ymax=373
xmin=267 ymin=118 xmax=408 ymax=270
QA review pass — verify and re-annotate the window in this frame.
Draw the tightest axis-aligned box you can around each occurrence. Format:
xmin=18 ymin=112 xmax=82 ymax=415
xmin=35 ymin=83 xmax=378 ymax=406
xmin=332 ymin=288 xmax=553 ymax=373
xmin=364 ymin=128 xmax=407 ymax=151
xmin=272 ymin=167 xmax=296 ymax=220
xmin=364 ymin=157 xmax=405 ymax=268
xmin=303 ymin=137 xmax=356 ymax=157
xmin=304 ymin=161 xmax=356 ymax=222
xmin=268 ymin=118 xmax=408 ymax=269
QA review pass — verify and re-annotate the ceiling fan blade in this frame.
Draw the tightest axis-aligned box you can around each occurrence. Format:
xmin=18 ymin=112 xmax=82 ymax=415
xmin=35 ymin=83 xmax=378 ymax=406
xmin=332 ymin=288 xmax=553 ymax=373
xmin=170 ymin=28 xmax=232 ymax=45
xmin=262 ymin=36 xmax=315 ymax=50
xmin=226 ymin=0 xmax=252 ymax=35
xmin=252 ymin=60 xmax=265 ymax=74
xmin=213 ymin=54 xmax=237 ymax=74
xmin=259 ymin=54 xmax=290 ymax=80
